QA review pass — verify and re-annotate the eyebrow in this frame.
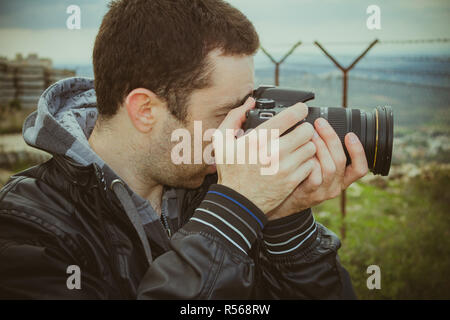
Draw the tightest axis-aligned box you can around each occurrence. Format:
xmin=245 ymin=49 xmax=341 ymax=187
xmin=216 ymin=92 xmax=253 ymax=113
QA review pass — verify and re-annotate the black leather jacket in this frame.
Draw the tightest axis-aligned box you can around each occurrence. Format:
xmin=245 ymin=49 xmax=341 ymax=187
xmin=0 ymin=155 xmax=356 ymax=299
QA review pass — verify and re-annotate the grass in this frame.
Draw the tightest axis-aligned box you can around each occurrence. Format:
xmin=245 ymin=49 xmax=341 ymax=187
xmin=314 ymin=165 xmax=450 ymax=299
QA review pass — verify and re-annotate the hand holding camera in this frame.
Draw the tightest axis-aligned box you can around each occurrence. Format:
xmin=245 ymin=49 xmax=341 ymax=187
xmin=214 ymin=86 xmax=393 ymax=218
xmin=214 ymin=97 xmax=317 ymax=214
xmin=267 ymin=117 xmax=369 ymax=220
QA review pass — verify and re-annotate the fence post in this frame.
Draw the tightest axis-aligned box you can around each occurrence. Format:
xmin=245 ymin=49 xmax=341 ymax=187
xmin=260 ymin=41 xmax=302 ymax=86
xmin=314 ymin=39 xmax=379 ymax=239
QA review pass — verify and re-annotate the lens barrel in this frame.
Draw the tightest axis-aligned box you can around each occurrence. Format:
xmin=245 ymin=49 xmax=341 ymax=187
xmin=251 ymin=86 xmax=394 ymax=176
xmin=250 ymin=99 xmax=394 ymax=176
xmin=303 ymin=106 xmax=393 ymax=176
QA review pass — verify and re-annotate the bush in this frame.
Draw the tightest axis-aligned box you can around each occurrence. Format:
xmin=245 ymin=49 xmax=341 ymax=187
xmin=314 ymin=165 xmax=450 ymax=299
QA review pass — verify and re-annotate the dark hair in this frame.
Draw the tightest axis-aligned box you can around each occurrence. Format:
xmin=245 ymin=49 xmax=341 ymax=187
xmin=93 ymin=0 xmax=260 ymax=120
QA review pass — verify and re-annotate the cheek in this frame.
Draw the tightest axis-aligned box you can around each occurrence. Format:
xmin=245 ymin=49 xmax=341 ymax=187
xmin=191 ymin=117 xmax=224 ymax=139
xmin=207 ymin=116 xmax=226 ymax=130
xmin=201 ymin=117 xmax=224 ymax=144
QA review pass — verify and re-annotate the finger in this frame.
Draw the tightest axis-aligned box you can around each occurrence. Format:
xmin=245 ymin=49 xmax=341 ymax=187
xmin=214 ymin=98 xmax=255 ymax=163
xmin=217 ymin=97 xmax=255 ymax=135
xmin=301 ymin=157 xmax=323 ymax=193
xmin=280 ymin=141 xmax=316 ymax=172
xmin=343 ymin=132 xmax=369 ymax=188
xmin=279 ymin=122 xmax=315 ymax=154
xmin=312 ymin=130 xmax=336 ymax=185
xmin=287 ymin=158 xmax=315 ymax=186
xmin=315 ymin=118 xmax=346 ymax=176
xmin=256 ymin=102 xmax=308 ymax=136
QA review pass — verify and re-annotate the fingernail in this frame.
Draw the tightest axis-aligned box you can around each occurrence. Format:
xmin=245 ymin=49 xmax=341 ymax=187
xmin=317 ymin=118 xmax=327 ymax=128
xmin=349 ymin=132 xmax=358 ymax=144
xmin=313 ymin=131 xmax=319 ymax=139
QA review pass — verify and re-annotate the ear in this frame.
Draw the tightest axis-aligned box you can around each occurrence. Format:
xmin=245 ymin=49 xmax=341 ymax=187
xmin=124 ymin=88 xmax=164 ymax=133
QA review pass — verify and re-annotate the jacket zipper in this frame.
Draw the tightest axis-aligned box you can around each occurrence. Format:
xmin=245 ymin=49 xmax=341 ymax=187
xmin=160 ymin=209 xmax=172 ymax=238
xmin=92 ymin=168 xmax=129 ymax=297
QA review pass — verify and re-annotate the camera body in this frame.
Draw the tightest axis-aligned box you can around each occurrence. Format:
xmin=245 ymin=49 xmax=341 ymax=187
xmin=243 ymin=85 xmax=315 ymax=132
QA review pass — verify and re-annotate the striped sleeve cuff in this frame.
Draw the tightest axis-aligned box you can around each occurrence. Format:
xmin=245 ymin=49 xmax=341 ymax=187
xmin=263 ymin=208 xmax=318 ymax=258
xmin=182 ymin=184 xmax=268 ymax=255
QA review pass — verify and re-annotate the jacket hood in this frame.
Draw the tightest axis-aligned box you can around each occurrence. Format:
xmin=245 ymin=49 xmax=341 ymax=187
xmin=23 ymin=77 xmax=102 ymax=166
xmin=22 ymin=77 xmax=179 ymax=240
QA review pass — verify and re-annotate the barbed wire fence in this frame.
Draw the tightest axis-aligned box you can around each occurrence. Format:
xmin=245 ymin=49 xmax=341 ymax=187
xmin=259 ymin=38 xmax=450 ymax=239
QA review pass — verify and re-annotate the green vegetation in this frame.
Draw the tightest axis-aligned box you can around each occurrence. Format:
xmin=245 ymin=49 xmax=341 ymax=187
xmin=315 ymin=165 xmax=450 ymax=299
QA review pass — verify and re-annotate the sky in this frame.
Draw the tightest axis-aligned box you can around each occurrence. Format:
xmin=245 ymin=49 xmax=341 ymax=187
xmin=0 ymin=0 xmax=449 ymax=65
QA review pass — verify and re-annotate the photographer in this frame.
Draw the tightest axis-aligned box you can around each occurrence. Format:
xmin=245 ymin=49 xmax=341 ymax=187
xmin=0 ymin=0 xmax=368 ymax=299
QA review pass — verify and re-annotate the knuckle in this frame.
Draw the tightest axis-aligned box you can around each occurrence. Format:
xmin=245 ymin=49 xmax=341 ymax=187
xmin=335 ymin=155 xmax=347 ymax=168
xmin=311 ymin=176 xmax=322 ymax=187
xmin=308 ymin=141 xmax=317 ymax=154
xmin=357 ymin=166 xmax=369 ymax=177
xmin=330 ymin=189 xmax=341 ymax=199
xmin=301 ymin=142 xmax=316 ymax=158
xmin=363 ymin=166 xmax=369 ymax=175
xmin=301 ymin=122 xmax=314 ymax=137
xmin=292 ymin=103 xmax=308 ymax=118
xmin=324 ymin=163 xmax=336 ymax=176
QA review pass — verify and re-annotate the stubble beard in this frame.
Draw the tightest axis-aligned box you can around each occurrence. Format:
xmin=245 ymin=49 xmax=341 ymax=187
xmin=135 ymin=117 xmax=211 ymax=190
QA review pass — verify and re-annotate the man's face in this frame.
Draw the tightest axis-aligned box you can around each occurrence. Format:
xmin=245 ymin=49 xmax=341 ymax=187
xmin=142 ymin=50 xmax=254 ymax=189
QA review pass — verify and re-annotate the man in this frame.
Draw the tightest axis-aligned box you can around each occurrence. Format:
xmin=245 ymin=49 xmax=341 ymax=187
xmin=0 ymin=0 xmax=368 ymax=299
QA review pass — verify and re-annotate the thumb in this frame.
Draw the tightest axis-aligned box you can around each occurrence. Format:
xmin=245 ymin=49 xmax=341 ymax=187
xmin=213 ymin=97 xmax=255 ymax=165
xmin=217 ymin=97 xmax=255 ymax=135
xmin=343 ymin=132 xmax=369 ymax=188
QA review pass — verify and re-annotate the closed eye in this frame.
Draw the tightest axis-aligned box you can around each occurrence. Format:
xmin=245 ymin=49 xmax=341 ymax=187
xmin=215 ymin=93 xmax=252 ymax=116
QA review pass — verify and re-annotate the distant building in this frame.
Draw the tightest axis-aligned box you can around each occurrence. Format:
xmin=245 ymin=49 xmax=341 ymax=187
xmin=0 ymin=53 xmax=76 ymax=109
xmin=0 ymin=57 xmax=16 ymax=108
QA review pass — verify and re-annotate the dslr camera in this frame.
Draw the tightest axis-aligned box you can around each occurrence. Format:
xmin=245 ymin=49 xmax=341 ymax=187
xmin=243 ymin=85 xmax=394 ymax=176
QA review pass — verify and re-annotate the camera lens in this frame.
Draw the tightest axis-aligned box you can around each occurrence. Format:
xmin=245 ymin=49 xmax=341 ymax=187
xmin=303 ymin=106 xmax=393 ymax=176
xmin=252 ymin=87 xmax=394 ymax=176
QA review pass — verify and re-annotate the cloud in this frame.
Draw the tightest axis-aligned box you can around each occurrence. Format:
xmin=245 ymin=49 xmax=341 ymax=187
xmin=0 ymin=28 xmax=97 ymax=65
xmin=0 ymin=0 xmax=448 ymax=64
xmin=0 ymin=0 xmax=109 ymax=29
